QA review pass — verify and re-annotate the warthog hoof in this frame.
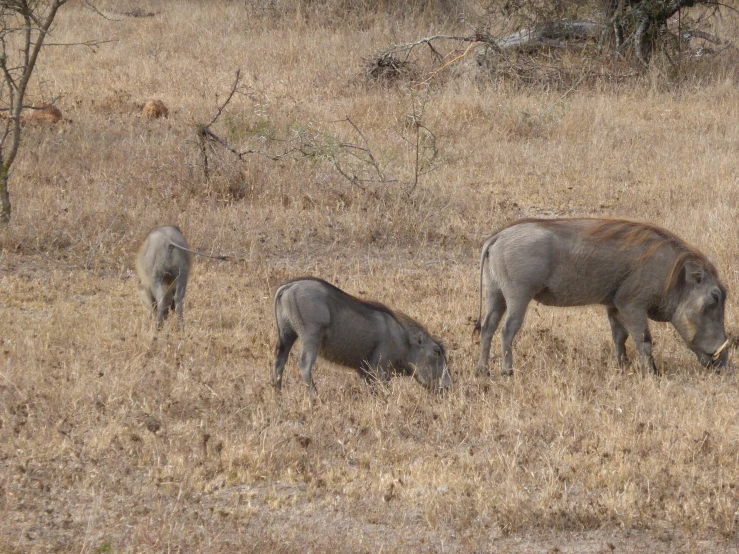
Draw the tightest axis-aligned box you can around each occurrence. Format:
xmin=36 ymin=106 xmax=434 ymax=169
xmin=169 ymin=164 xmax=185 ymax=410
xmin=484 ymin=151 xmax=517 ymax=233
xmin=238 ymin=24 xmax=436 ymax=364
xmin=501 ymin=368 xmax=514 ymax=377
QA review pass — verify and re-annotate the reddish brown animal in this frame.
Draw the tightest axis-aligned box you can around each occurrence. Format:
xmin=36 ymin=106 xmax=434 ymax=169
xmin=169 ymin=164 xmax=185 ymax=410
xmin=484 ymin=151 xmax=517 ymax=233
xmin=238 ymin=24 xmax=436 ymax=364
xmin=475 ymin=218 xmax=728 ymax=375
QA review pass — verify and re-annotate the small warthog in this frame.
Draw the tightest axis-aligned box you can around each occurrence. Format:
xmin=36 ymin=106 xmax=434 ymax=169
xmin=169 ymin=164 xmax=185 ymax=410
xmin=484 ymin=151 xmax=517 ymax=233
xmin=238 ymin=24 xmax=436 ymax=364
xmin=136 ymin=225 xmax=229 ymax=329
xmin=272 ymin=277 xmax=451 ymax=394
xmin=475 ymin=218 xmax=729 ymax=375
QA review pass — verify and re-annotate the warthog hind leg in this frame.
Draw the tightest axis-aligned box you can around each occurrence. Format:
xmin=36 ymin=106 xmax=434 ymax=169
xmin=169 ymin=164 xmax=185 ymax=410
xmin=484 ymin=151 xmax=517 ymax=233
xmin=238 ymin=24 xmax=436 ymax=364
xmin=477 ymin=289 xmax=506 ymax=374
xmin=151 ymin=278 xmax=174 ymax=328
xmin=173 ymin=276 xmax=187 ymax=330
xmin=298 ymin=336 xmax=320 ymax=396
xmin=500 ymin=297 xmax=529 ymax=376
xmin=272 ymin=325 xmax=297 ymax=391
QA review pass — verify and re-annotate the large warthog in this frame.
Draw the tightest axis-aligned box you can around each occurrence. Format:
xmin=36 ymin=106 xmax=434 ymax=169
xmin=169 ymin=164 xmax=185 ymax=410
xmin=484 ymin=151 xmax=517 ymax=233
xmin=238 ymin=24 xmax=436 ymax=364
xmin=136 ymin=225 xmax=228 ymax=328
xmin=272 ymin=277 xmax=451 ymax=394
xmin=475 ymin=218 xmax=729 ymax=375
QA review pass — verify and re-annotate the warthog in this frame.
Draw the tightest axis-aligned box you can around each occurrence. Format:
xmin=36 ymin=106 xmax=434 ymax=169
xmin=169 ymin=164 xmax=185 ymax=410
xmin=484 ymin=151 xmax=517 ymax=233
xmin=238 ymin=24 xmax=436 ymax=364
xmin=475 ymin=218 xmax=729 ymax=375
xmin=136 ymin=225 xmax=229 ymax=329
xmin=272 ymin=277 xmax=451 ymax=394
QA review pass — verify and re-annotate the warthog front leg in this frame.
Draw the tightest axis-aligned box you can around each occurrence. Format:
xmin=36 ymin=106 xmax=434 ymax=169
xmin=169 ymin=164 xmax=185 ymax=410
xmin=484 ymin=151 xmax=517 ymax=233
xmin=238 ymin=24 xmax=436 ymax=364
xmin=359 ymin=347 xmax=390 ymax=388
xmin=613 ymin=306 xmax=657 ymax=373
xmin=477 ymin=289 xmax=506 ymax=374
xmin=607 ymin=307 xmax=629 ymax=367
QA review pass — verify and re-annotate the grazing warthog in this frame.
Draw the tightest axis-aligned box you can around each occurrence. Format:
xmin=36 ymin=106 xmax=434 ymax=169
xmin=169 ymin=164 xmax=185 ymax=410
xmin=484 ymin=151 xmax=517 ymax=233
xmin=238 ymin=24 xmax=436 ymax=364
xmin=475 ymin=218 xmax=729 ymax=375
xmin=272 ymin=277 xmax=451 ymax=394
xmin=136 ymin=226 xmax=229 ymax=329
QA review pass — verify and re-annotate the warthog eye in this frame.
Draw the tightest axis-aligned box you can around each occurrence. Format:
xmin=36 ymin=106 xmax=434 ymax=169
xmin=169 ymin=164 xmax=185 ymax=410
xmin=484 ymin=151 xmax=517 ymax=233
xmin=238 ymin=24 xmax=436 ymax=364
xmin=706 ymin=288 xmax=722 ymax=309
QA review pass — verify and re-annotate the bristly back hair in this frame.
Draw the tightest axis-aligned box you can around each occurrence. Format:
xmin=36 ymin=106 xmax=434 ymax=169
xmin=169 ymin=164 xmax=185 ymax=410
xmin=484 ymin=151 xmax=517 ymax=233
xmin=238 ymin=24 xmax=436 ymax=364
xmin=485 ymin=217 xmax=722 ymax=297
xmin=279 ymin=276 xmax=433 ymax=334
xmin=584 ymin=218 xmax=720 ymax=294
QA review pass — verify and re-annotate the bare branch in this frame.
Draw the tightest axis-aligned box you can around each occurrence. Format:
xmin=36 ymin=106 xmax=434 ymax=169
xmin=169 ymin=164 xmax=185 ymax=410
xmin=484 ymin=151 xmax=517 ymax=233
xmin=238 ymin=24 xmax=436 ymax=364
xmin=539 ymin=73 xmax=586 ymax=117
xmin=44 ymin=38 xmax=116 ymax=52
xmin=384 ymin=34 xmax=478 ymax=59
xmin=206 ymin=70 xmax=241 ymax=128
xmin=338 ymin=117 xmax=386 ymax=183
xmin=199 ymin=126 xmax=287 ymax=163
xmin=83 ymin=0 xmax=122 ymax=22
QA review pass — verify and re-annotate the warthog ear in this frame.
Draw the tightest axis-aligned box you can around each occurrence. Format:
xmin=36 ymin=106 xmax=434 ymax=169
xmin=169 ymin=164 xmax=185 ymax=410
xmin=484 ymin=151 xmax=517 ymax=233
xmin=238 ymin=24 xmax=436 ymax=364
xmin=684 ymin=261 xmax=705 ymax=285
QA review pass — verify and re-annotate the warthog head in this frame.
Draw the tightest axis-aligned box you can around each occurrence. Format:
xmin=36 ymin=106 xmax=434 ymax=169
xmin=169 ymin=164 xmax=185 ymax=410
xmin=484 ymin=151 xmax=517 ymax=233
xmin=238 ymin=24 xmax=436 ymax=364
xmin=410 ymin=331 xmax=452 ymax=392
xmin=672 ymin=261 xmax=728 ymax=368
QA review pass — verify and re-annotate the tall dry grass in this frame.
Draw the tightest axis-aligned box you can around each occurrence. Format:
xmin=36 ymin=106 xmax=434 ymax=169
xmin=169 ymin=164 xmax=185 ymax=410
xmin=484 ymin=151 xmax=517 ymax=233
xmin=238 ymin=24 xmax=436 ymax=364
xmin=1 ymin=1 xmax=739 ymax=552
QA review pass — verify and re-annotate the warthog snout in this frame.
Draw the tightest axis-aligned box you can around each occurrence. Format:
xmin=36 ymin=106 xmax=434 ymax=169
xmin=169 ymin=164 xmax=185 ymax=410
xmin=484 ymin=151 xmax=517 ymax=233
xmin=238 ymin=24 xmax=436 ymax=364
xmin=438 ymin=365 xmax=452 ymax=392
xmin=695 ymin=339 xmax=730 ymax=369
xmin=412 ymin=340 xmax=451 ymax=393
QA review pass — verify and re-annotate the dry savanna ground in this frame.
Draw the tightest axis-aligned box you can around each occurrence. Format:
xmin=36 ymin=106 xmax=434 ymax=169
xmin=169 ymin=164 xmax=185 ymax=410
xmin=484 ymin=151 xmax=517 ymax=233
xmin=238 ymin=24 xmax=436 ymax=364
xmin=2 ymin=1 xmax=739 ymax=552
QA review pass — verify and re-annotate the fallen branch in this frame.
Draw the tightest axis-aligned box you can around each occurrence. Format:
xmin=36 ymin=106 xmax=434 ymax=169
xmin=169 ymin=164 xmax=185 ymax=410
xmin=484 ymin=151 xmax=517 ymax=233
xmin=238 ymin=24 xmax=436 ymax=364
xmin=383 ymin=34 xmax=478 ymax=60
xmin=44 ymin=39 xmax=116 ymax=52
xmin=83 ymin=0 xmax=122 ymax=22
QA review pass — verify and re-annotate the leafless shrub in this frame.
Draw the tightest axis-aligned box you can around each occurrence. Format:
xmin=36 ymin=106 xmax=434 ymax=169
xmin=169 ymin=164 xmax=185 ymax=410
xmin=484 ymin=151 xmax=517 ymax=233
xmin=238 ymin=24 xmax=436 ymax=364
xmin=197 ymin=71 xmax=445 ymax=195
xmin=365 ymin=51 xmax=417 ymax=82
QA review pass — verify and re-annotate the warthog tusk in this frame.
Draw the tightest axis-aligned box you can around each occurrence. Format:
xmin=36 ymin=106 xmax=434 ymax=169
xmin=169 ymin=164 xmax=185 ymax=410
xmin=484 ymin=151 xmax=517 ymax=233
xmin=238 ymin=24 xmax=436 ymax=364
xmin=712 ymin=339 xmax=730 ymax=361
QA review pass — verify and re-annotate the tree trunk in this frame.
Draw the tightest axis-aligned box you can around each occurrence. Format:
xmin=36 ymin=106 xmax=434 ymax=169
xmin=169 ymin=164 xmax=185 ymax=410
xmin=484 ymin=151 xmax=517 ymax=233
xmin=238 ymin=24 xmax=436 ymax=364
xmin=0 ymin=165 xmax=9 ymax=224
xmin=495 ymin=20 xmax=605 ymax=52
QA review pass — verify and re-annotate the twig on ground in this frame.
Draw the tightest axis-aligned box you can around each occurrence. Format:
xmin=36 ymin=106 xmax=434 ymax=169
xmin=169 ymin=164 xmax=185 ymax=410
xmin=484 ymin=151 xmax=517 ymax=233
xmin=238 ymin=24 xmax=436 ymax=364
xmin=83 ymin=0 xmax=122 ymax=22
xmin=44 ymin=39 xmax=116 ymax=52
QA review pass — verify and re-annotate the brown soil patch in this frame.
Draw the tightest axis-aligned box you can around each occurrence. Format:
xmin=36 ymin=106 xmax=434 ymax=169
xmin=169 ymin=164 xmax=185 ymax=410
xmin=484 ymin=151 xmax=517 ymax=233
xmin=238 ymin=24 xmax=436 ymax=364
xmin=142 ymin=99 xmax=168 ymax=119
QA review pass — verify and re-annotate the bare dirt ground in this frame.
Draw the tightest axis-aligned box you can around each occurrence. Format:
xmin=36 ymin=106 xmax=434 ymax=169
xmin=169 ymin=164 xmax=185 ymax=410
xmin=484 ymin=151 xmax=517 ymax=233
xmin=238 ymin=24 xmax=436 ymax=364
xmin=2 ymin=1 xmax=739 ymax=552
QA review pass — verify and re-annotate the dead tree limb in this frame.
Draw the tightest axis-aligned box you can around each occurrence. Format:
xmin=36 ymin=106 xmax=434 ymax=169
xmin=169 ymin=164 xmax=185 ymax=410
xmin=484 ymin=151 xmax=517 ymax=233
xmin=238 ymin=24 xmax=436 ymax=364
xmin=0 ymin=0 xmax=69 ymax=223
xmin=495 ymin=21 xmax=605 ymax=52
xmin=43 ymin=38 xmax=116 ymax=52
xmin=206 ymin=70 xmax=241 ymax=128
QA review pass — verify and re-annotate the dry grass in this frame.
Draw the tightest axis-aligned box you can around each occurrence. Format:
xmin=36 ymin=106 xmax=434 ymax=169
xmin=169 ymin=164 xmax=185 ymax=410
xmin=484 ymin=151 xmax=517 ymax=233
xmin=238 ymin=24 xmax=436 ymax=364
xmin=2 ymin=1 xmax=739 ymax=552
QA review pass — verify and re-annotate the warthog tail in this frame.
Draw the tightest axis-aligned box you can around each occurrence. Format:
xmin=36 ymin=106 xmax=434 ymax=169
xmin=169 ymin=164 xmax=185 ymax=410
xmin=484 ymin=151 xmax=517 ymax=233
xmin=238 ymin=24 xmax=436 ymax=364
xmin=473 ymin=233 xmax=500 ymax=338
xmin=169 ymin=243 xmax=231 ymax=261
